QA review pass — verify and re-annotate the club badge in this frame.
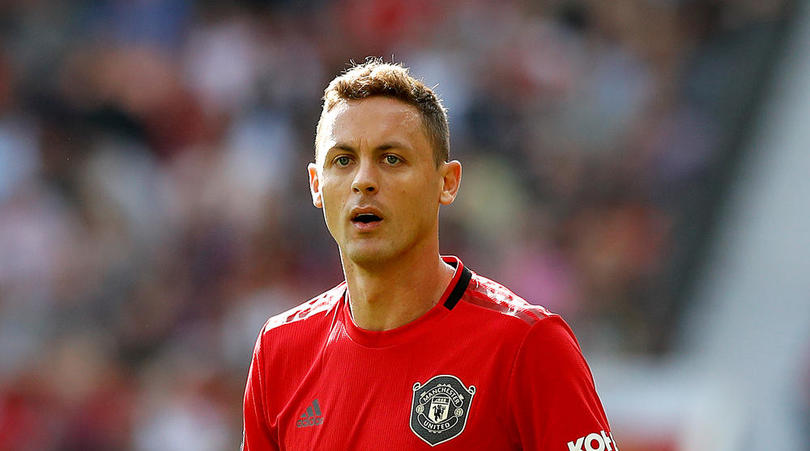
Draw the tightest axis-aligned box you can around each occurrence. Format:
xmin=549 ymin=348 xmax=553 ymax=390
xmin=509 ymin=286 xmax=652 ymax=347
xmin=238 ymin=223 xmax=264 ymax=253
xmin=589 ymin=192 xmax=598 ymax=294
xmin=410 ymin=375 xmax=476 ymax=446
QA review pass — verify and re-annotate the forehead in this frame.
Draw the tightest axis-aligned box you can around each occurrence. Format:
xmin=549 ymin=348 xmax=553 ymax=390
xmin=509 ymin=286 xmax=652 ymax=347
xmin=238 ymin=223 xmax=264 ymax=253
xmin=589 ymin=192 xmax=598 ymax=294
xmin=317 ymin=97 xmax=428 ymax=155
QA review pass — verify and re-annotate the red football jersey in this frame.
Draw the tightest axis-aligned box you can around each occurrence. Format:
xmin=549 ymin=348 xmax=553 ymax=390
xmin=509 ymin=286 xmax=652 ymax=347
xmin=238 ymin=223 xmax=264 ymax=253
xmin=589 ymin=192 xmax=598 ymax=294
xmin=243 ymin=256 xmax=617 ymax=450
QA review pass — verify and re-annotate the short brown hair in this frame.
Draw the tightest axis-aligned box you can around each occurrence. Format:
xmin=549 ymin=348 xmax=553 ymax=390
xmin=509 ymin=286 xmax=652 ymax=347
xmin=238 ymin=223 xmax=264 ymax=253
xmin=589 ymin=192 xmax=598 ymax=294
xmin=316 ymin=59 xmax=449 ymax=165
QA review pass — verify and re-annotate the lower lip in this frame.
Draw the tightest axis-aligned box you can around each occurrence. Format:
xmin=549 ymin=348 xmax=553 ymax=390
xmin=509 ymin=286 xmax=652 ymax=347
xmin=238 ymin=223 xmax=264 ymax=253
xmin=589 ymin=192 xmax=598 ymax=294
xmin=351 ymin=220 xmax=383 ymax=231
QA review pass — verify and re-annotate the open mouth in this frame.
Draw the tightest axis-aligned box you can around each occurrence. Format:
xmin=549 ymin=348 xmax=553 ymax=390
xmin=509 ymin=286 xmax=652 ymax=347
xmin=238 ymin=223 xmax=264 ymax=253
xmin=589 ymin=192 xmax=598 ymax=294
xmin=352 ymin=213 xmax=382 ymax=224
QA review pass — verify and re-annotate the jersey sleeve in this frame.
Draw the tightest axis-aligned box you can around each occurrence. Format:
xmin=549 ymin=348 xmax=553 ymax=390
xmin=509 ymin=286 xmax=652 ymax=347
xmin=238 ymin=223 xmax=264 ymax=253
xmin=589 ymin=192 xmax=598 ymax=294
xmin=508 ymin=315 xmax=618 ymax=451
xmin=242 ymin=329 xmax=278 ymax=451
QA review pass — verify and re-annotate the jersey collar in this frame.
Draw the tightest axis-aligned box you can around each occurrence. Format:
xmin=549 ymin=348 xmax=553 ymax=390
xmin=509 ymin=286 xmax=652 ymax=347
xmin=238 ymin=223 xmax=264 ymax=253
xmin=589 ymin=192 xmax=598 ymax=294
xmin=440 ymin=255 xmax=472 ymax=311
xmin=339 ymin=255 xmax=473 ymax=348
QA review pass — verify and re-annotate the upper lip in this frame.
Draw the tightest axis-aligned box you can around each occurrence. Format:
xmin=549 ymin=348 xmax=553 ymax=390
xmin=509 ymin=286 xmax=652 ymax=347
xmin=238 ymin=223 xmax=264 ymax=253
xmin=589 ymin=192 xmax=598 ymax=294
xmin=349 ymin=206 xmax=384 ymax=221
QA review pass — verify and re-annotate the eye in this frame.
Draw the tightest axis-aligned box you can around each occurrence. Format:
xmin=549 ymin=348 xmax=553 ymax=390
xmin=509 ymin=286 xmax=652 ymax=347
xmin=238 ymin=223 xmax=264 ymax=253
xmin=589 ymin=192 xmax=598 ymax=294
xmin=384 ymin=154 xmax=401 ymax=165
xmin=334 ymin=156 xmax=352 ymax=167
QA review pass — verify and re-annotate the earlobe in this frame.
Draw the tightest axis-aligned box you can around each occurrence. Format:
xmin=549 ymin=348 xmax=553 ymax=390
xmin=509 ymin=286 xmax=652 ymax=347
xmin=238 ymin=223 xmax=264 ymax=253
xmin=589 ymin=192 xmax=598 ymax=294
xmin=308 ymin=163 xmax=323 ymax=208
xmin=439 ymin=160 xmax=462 ymax=205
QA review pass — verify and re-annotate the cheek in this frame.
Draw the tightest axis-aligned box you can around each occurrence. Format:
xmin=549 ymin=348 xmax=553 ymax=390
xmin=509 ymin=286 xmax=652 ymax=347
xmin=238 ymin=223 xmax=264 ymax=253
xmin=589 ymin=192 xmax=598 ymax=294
xmin=320 ymin=181 xmax=345 ymax=224
xmin=320 ymin=175 xmax=344 ymax=201
xmin=402 ymin=177 xmax=440 ymax=221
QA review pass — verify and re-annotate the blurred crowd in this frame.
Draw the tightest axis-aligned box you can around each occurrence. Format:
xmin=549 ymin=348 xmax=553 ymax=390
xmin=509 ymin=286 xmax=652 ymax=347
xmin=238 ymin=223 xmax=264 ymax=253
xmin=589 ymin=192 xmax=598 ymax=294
xmin=0 ymin=0 xmax=789 ymax=449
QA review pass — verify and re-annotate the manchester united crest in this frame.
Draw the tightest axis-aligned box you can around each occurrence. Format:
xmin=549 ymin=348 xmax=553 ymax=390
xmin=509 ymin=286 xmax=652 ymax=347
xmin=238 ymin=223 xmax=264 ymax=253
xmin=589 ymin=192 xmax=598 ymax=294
xmin=410 ymin=375 xmax=476 ymax=446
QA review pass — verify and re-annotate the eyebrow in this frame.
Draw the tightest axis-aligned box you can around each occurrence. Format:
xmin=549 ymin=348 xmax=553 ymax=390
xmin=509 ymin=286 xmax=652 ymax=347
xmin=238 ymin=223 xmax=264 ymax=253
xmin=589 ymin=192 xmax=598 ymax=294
xmin=331 ymin=143 xmax=355 ymax=152
xmin=328 ymin=141 xmax=412 ymax=153
xmin=323 ymin=144 xmax=356 ymax=160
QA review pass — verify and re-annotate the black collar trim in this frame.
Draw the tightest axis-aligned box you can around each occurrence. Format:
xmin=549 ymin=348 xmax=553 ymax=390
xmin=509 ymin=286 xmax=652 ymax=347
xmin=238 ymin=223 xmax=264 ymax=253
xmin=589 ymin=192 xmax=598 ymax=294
xmin=443 ymin=265 xmax=472 ymax=311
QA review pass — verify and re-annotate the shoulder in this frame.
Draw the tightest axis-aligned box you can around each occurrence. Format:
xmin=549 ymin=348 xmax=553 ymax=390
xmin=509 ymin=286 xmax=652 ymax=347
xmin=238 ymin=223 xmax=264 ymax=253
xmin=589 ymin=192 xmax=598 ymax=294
xmin=460 ymin=272 xmax=555 ymax=327
xmin=257 ymin=282 xmax=345 ymax=343
xmin=458 ymin=271 xmax=586 ymax=371
xmin=461 ymin=275 xmax=594 ymax=381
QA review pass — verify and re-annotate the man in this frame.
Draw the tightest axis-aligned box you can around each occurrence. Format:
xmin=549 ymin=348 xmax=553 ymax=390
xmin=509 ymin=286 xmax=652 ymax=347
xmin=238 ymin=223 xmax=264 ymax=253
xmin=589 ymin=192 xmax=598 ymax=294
xmin=242 ymin=59 xmax=617 ymax=450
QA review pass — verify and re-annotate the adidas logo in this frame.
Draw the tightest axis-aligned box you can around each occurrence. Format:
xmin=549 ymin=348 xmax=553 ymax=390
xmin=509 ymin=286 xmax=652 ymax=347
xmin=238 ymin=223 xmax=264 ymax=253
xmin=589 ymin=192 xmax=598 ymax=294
xmin=296 ymin=399 xmax=324 ymax=428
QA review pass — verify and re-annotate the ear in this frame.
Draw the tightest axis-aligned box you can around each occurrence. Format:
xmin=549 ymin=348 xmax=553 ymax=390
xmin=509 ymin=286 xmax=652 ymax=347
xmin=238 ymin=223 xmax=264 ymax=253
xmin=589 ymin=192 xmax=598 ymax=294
xmin=308 ymin=163 xmax=323 ymax=209
xmin=439 ymin=160 xmax=462 ymax=205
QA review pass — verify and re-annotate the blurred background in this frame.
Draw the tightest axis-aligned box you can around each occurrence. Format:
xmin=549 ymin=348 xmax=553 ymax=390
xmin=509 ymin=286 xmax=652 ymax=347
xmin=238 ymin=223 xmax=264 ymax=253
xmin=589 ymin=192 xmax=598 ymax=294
xmin=0 ymin=0 xmax=807 ymax=450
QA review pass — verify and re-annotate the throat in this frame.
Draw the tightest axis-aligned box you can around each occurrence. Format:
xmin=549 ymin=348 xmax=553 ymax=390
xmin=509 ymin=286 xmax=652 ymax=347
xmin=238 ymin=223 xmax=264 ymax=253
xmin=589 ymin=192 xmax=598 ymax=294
xmin=347 ymin=290 xmax=433 ymax=332
xmin=344 ymin=258 xmax=455 ymax=331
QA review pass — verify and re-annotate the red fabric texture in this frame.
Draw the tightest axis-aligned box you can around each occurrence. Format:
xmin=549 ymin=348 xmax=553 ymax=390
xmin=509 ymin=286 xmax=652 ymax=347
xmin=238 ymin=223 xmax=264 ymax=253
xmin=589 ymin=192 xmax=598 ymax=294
xmin=242 ymin=257 xmax=613 ymax=450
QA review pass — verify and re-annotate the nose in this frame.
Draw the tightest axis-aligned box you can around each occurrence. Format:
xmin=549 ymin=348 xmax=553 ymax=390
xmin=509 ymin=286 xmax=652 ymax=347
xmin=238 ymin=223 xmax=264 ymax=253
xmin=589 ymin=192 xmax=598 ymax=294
xmin=351 ymin=160 xmax=378 ymax=194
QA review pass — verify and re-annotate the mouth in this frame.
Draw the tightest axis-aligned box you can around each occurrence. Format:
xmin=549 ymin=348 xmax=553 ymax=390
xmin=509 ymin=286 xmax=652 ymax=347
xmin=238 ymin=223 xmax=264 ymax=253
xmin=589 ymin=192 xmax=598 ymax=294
xmin=350 ymin=208 xmax=384 ymax=229
xmin=351 ymin=213 xmax=382 ymax=224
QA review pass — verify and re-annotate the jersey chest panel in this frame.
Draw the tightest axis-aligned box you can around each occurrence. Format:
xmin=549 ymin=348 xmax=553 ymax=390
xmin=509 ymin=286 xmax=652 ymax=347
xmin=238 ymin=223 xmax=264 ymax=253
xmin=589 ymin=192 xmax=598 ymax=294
xmin=275 ymin=333 xmax=517 ymax=450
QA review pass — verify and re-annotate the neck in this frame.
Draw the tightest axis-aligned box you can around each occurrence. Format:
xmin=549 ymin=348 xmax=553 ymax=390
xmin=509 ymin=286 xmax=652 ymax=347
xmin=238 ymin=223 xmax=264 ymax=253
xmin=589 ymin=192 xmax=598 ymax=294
xmin=342 ymin=245 xmax=455 ymax=331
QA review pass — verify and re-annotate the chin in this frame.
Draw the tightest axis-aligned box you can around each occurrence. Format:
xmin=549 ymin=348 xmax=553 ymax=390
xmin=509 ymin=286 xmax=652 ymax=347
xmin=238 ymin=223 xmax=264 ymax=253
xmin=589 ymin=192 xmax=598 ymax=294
xmin=343 ymin=242 xmax=402 ymax=268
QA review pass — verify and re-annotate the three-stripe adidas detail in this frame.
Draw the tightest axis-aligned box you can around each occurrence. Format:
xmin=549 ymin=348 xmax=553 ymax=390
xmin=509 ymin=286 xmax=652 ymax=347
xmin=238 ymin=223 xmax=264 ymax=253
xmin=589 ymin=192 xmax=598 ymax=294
xmin=296 ymin=399 xmax=324 ymax=428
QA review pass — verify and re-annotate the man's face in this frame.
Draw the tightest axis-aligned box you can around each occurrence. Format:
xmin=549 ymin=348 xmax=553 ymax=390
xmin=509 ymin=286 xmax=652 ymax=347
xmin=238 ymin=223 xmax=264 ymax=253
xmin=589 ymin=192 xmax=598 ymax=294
xmin=308 ymin=97 xmax=460 ymax=267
